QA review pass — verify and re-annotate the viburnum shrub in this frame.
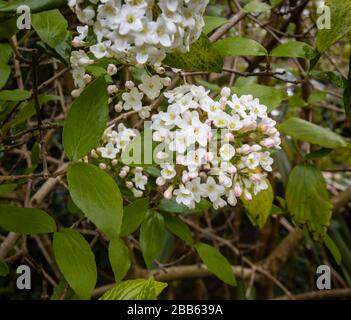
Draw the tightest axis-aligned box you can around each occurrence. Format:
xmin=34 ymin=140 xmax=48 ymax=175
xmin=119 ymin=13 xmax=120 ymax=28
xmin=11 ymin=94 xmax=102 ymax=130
xmin=0 ymin=0 xmax=350 ymax=301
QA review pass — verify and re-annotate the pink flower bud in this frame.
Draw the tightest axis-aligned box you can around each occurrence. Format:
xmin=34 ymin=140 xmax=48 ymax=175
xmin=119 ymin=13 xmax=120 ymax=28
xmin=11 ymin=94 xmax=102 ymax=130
xmin=125 ymin=80 xmax=134 ymax=90
xmin=234 ymin=185 xmax=242 ymax=197
xmin=164 ymin=186 xmax=174 ymax=199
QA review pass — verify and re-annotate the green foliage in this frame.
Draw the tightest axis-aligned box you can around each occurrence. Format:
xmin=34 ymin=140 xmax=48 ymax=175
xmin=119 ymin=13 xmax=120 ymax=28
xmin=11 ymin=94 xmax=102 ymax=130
xmin=310 ymin=70 xmax=346 ymax=88
xmin=195 ymin=243 xmax=236 ymax=286
xmin=242 ymin=180 xmax=273 ymax=228
xmin=286 ymin=165 xmax=332 ymax=240
xmin=0 ymin=89 xmax=31 ymax=101
xmin=63 ymin=77 xmax=108 ymax=161
xmin=232 ymin=83 xmax=284 ymax=111
xmin=278 ymin=117 xmax=347 ymax=149
xmin=140 ymin=210 xmax=165 ymax=269
xmin=99 ymin=278 xmax=167 ymax=300
xmin=164 ymin=214 xmax=193 ymax=245
xmin=213 ymin=37 xmax=268 ymax=57
xmin=324 ymin=234 xmax=342 ymax=264
xmin=0 ymin=183 xmax=17 ymax=195
xmin=0 ymin=0 xmax=66 ymax=12
xmin=108 ymin=238 xmax=131 ymax=282
xmin=344 ymin=56 xmax=351 ymax=124
xmin=158 ymin=198 xmax=212 ymax=214
xmin=316 ymin=0 xmax=351 ymax=52
xmin=53 ymin=229 xmax=97 ymax=300
xmin=164 ymin=34 xmax=223 ymax=72
xmin=120 ymin=197 xmax=149 ymax=236
xmin=0 ymin=261 xmax=9 ymax=277
xmin=244 ymin=1 xmax=272 ymax=13
xmin=203 ymin=16 xmax=228 ymax=35
xmin=270 ymin=41 xmax=315 ymax=59
xmin=0 ymin=204 xmax=56 ymax=234
xmin=67 ymin=163 xmax=123 ymax=239
xmin=31 ymin=9 xmax=71 ymax=63
xmin=0 ymin=43 xmax=12 ymax=89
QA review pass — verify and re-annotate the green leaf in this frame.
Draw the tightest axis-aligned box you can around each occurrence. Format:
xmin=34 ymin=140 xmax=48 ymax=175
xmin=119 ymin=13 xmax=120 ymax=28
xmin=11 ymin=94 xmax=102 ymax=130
xmin=0 ymin=261 xmax=9 ymax=277
xmin=140 ymin=210 xmax=165 ymax=269
xmin=213 ymin=37 xmax=268 ymax=57
xmin=0 ymin=0 xmax=66 ymax=13
xmin=0 ymin=64 xmax=11 ymax=89
xmin=0 ymin=89 xmax=31 ymax=101
xmin=316 ymin=0 xmax=351 ymax=52
xmin=203 ymin=16 xmax=228 ymax=34
xmin=31 ymin=9 xmax=71 ymax=63
xmin=310 ymin=70 xmax=346 ymax=88
xmin=270 ymin=0 xmax=283 ymax=7
xmin=108 ymin=238 xmax=131 ymax=282
xmin=164 ymin=34 xmax=223 ymax=72
xmin=63 ymin=77 xmax=108 ymax=161
xmin=270 ymin=41 xmax=315 ymax=59
xmin=99 ymin=278 xmax=167 ymax=300
xmin=195 ymin=243 xmax=236 ymax=286
xmin=67 ymin=163 xmax=123 ymax=239
xmin=324 ymin=234 xmax=342 ymax=265
xmin=304 ymin=148 xmax=332 ymax=161
xmin=308 ymin=90 xmax=327 ymax=105
xmin=278 ymin=117 xmax=347 ymax=149
xmin=164 ymin=214 xmax=193 ymax=245
xmin=241 ymin=180 xmax=273 ymax=228
xmin=286 ymin=165 xmax=332 ymax=240
xmin=0 ymin=183 xmax=17 ymax=195
xmin=344 ymin=55 xmax=351 ymax=125
xmin=120 ymin=198 xmax=149 ymax=237
xmin=0 ymin=44 xmax=12 ymax=64
xmin=0 ymin=204 xmax=56 ymax=234
xmin=53 ymin=229 xmax=97 ymax=300
xmin=158 ymin=198 xmax=212 ymax=214
xmin=244 ymin=2 xmax=272 ymax=13
xmin=232 ymin=84 xmax=284 ymax=111
xmin=0 ymin=17 xmax=18 ymax=39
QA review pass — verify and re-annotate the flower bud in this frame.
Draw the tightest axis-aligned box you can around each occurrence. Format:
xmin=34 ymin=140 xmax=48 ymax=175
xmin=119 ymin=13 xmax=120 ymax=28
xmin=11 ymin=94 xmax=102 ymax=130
xmin=132 ymin=188 xmax=143 ymax=198
xmin=107 ymin=85 xmax=118 ymax=95
xmin=114 ymin=102 xmax=123 ymax=112
xmin=125 ymin=80 xmax=135 ymax=89
xmin=156 ymin=176 xmax=166 ymax=186
xmin=126 ymin=181 xmax=134 ymax=189
xmin=164 ymin=186 xmax=174 ymax=199
xmin=244 ymin=189 xmax=252 ymax=201
xmin=107 ymin=64 xmax=118 ymax=76
xmin=162 ymin=77 xmax=171 ymax=86
xmin=99 ymin=163 xmax=107 ymax=170
xmin=83 ymin=74 xmax=92 ymax=84
xmin=234 ymin=185 xmax=242 ymax=197
xmin=156 ymin=66 xmax=165 ymax=74
xmin=111 ymin=159 xmax=118 ymax=166
xmin=221 ymin=87 xmax=231 ymax=98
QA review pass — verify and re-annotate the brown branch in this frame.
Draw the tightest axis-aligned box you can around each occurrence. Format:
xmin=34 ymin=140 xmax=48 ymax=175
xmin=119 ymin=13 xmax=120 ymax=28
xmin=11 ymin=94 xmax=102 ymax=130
xmin=276 ymin=288 xmax=351 ymax=300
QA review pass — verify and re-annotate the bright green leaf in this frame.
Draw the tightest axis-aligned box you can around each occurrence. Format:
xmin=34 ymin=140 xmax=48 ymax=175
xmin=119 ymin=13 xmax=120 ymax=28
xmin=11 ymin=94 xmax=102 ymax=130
xmin=63 ymin=76 xmax=108 ymax=161
xmin=213 ymin=37 xmax=268 ymax=57
xmin=108 ymin=238 xmax=131 ymax=282
xmin=67 ymin=163 xmax=123 ymax=239
xmin=195 ymin=242 xmax=236 ymax=286
xmin=53 ymin=229 xmax=97 ymax=300
xmin=244 ymin=2 xmax=272 ymax=13
xmin=120 ymin=197 xmax=149 ymax=237
xmin=0 ymin=204 xmax=56 ymax=234
xmin=99 ymin=278 xmax=167 ymax=300
xmin=0 ymin=64 xmax=11 ymax=89
xmin=286 ymin=165 xmax=332 ymax=240
xmin=242 ymin=180 xmax=273 ymax=228
xmin=140 ymin=210 xmax=165 ymax=269
xmin=203 ymin=16 xmax=228 ymax=34
xmin=158 ymin=198 xmax=212 ymax=214
xmin=270 ymin=41 xmax=315 ymax=59
xmin=278 ymin=117 xmax=347 ymax=149
xmin=0 ymin=89 xmax=31 ymax=101
xmin=0 ymin=0 xmax=66 ymax=13
xmin=164 ymin=214 xmax=192 ymax=245
xmin=324 ymin=234 xmax=342 ymax=264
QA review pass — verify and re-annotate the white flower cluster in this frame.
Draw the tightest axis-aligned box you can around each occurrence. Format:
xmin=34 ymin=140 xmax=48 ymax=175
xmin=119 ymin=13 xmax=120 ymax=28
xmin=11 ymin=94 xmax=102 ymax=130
xmin=151 ymin=85 xmax=281 ymax=209
xmin=91 ymin=124 xmax=149 ymax=197
xmin=69 ymin=0 xmax=208 ymax=66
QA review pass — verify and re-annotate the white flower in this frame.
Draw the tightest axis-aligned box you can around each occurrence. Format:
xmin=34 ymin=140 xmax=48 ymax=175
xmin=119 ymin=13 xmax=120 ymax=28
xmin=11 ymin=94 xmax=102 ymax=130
xmin=260 ymin=151 xmax=274 ymax=171
xmin=246 ymin=152 xmax=260 ymax=170
xmin=90 ymin=41 xmax=111 ymax=59
xmin=133 ymin=171 xmax=148 ymax=190
xmin=99 ymin=142 xmax=118 ymax=159
xmin=185 ymin=177 xmax=203 ymax=203
xmin=219 ymin=144 xmax=235 ymax=161
xmin=173 ymin=184 xmax=194 ymax=207
xmin=116 ymin=5 xmax=145 ymax=35
xmin=138 ymin=74 xmax=164 ymax=99
xmin=161 ymin=164 xmax=176 ymax=180
xmin=201 ymin=177 xmax=224 ymax=202
xmin=122 ymin=87 xmax=143 ymax=111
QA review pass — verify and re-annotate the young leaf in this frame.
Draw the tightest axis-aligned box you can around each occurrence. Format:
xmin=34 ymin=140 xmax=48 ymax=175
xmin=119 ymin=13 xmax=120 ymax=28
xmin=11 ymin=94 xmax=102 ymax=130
xmin=316 ymin=0 xmax=351 ymax=53
xmin=286 ymin=165 xmax=332 ymax=240
xmin=164 ymin=34 xmax=223 ymax=72
xmin=53 ymin=229 xmax=97 ymax=300
xmin=140 ymin=210 xmax=165 ymax=269
xmin=63 ymin=76 xmax=108 ymax=161
xmin=195 ymin=243 xmax=236 ymax=286
xmin=213 ymin=37 xmax=268 ymax=57
xmin=120 ymin=197 xmax=149 ymax=237
xmin=244 ymin=2 xmax=272 ymax=13
xmin=278 ymin=117 xmax=347 ymax=149
xmin=108 ymin=238 xmax=131 ymax=282
xmin=99 ymin=278 xmax=167 ymax=300
xmin=164 ymin=214 xmax=193 ymax=245
xmin=242 ymin=180 xmax=273 ymax=228
xmin=0 ymin=89 xmax=31 ymax=101
xmin=31 ymin=9 xmax=71 ymax=62
xmin=203 ymin=16 xmax=228 ymax=35
xmin=270 ymin=41 xmax=315 ymax=59
xmin=232 ymin=84 xmax=284 ymax=111
xmin=67 ymin=163 xmax=123 ymax=239
xmin=0 ymin=204 xmax=56 ymax=234
xmin=158 ymin=198 xmax=212 ymax=214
